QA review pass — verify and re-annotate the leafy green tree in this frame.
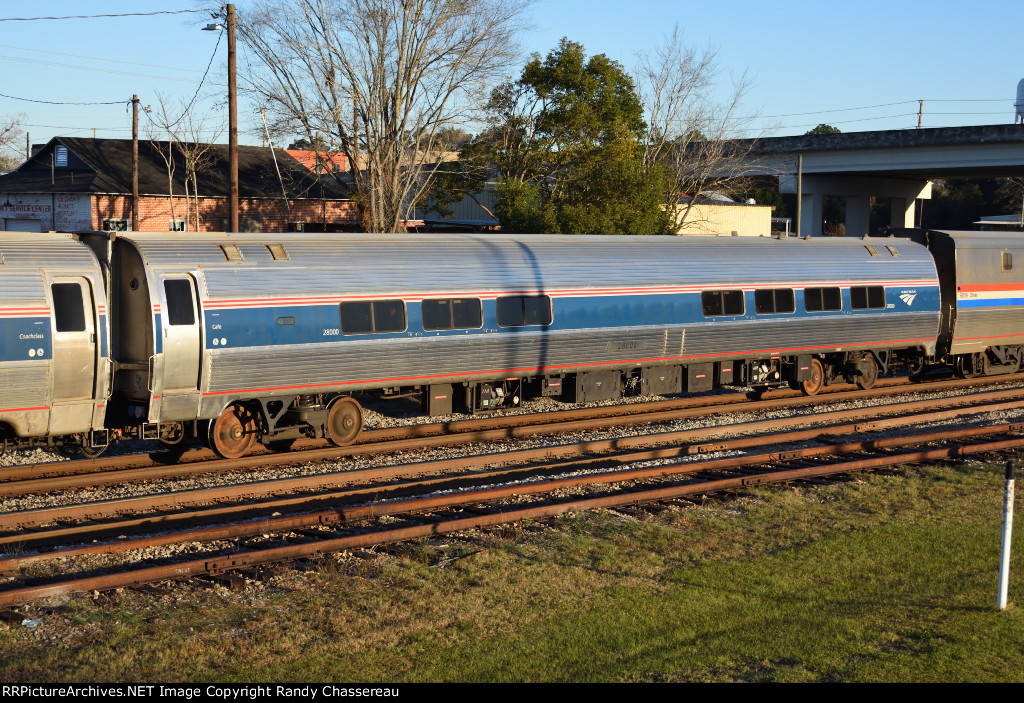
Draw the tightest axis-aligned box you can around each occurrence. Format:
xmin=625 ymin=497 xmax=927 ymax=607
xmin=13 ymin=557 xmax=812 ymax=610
xmin=805 ymin=124 xmax=841 ymax=135
xmin=433 ymin=38 xmax=673 ymax=234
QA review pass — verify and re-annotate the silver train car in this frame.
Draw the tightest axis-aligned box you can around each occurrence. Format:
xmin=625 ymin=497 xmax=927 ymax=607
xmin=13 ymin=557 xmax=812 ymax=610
xmin=76 ymin=231 xmax=942 ymax=458
xmin=0 ymin=234 xmax=109 ymax=452
xmin=4 ymin=229 xmax=1014 ymax=459
xmin=893 ymin=229 xmax=1024 ymax=377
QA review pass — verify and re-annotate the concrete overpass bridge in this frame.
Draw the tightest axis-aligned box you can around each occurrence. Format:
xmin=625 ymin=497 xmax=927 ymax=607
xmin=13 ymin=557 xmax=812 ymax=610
xmin=740 ymin=124 xmax=1024 ymax=236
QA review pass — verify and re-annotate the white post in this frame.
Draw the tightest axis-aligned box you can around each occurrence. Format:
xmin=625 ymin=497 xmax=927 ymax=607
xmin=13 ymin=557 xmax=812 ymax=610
xmin=998 ymin=461 xmax=1015 ymax=611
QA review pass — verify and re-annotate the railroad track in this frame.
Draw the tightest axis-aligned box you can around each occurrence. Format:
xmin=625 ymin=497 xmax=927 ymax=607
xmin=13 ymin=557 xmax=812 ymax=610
xmin=2 ymin=379 xmax=1024 ymax=606
xmin=2 ymin=372 xmax=1019 ymax=490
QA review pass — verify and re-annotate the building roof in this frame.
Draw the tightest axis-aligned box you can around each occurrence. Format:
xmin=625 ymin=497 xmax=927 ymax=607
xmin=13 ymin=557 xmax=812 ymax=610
xmin=0 ymin=137 xmax=352 ymax=200
xmin=286 ymin=149 xmax=346 ymax=173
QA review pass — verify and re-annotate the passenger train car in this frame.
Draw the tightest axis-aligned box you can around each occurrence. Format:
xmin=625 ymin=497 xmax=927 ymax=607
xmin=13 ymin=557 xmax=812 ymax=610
xmin=0 ymin=229 xmax=1014 ymax=459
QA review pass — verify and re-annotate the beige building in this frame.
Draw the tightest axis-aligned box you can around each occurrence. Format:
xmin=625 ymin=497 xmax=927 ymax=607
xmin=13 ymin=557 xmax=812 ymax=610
xmin=673 ymin=195 xmax=773 ymax=236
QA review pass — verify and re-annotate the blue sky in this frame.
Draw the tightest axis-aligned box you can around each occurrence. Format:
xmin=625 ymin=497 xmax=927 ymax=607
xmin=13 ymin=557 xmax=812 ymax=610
xmin=3 ymin=0 xmax=1022 ymax=154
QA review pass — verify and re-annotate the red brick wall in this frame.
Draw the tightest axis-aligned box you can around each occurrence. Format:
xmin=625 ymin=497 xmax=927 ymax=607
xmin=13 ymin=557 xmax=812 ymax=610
xmin=92 ymin=195 xmax=359 ymax=232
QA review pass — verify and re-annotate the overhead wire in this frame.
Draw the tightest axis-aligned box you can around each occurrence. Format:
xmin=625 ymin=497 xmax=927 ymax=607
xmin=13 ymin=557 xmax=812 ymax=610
xmin=0 ymin=10 xmax=211 ymax=22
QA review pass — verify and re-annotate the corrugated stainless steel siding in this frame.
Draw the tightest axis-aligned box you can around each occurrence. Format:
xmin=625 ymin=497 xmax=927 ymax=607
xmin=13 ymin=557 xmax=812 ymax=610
xmin=0 ymin=362 xmax=48 ymax=408
xmin=683 ymin=314 xmax=938 ymax=357
xmin=0 ymin=234 xmax=98 ymax=268
xmin=201 ymin=311 xmax=937 ymax=398
xmin=0 ymin=235 xmax=102 ymax=303
xmin=953 ymin=308 xmax=1024 ymax=352
xmin=0 ymin=270 xmax=46 ymax=303
xmin=203 ymin=327 xmax=679 ymax=394
xmin=120 ymin=233 xmax=938 ymax=299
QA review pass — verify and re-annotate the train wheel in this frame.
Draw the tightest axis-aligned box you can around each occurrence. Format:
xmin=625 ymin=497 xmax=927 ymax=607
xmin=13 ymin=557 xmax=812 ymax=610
xmin=158 ymin=423 xmax=186 ymax=447
xmin=801 ymin=358 xmax=825 ymax=396
xmin=326 ymin=397 xmax=363 ymax=446
xmin=209 ymin=404 xmax=257 ymax=459
xmin=856 ymin=354 xmax=878 ymax=390
xmin=79 ymin=440 xmax=108 ymax=459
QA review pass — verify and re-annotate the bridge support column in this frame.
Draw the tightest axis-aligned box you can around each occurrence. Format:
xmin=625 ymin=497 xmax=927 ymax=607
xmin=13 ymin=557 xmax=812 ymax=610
xmin=799 ymin=191 xmax=824 ymax=237
xmin=781 ymin=174 xmax=930 ymax=236
xmin=890 ymin=196 xmax=917 ymax=228
xmin=845 ymin=196 xmax=871 ymax=237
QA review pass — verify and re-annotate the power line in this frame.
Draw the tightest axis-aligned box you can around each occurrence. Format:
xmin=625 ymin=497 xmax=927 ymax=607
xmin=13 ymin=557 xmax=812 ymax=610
xmin=143 ymin=27 xmax=225 ymax=131
xmin=0 ymin=53 xmax=225 ymax=86
xmin=0 ymin=42 xmax=209 ymax=76
xmin=0 ymin=10 xmax=211 ymax=22
xmin=0 ymin=92 xmax=128 ymax=106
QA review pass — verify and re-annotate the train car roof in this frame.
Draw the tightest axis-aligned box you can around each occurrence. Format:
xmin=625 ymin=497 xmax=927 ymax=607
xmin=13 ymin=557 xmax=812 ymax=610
xmin=0 ymin=231 xmax=101 ymax=269
xmin=98 ymin=231 xmax=938 ymax=298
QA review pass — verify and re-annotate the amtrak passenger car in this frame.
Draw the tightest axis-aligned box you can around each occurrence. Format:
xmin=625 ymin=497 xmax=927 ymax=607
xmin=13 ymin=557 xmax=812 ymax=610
xmin=894 ymin=229 xmax=1024 ymax=377
xmin=0 ymin=233 xmax=109 ymax=449
xmin=84 ymin=232 xmax=942 ymax=458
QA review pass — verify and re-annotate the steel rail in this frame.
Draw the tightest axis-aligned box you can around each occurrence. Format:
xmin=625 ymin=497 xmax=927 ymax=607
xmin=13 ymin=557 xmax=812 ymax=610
xmin=3 ymin=420 xmax=1022 ymax=574
xmin=3 ymin=380 xmax=1024 ymax=502
xmin=0 ymin=372 xmax=1015 ymax=483
xmin=2 ymin=427 xmax=1023 ymax=607
xmin=3 ymin=389 xmax=1024 ymax=533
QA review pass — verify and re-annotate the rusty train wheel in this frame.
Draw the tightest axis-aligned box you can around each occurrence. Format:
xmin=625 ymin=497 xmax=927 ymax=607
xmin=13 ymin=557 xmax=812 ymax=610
xmin=209 ymin=404 xmax=257 ymax=459
xmin=801 ymin=358 xmax=825 ymax=396
xmin=326 ymin=397 xmax=363 ymax=447
xmin=856 ymin=354 xmax=878 ymax=390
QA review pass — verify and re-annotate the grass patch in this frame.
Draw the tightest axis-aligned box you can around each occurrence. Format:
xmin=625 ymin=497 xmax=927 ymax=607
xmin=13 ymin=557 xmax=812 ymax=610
xmin=1 ymin=462 xmax=1022 ymax=682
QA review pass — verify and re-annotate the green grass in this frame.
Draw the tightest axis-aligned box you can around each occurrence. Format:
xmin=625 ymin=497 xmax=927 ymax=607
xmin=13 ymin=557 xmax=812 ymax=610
xmin=1 ymin=462 xmax=1022 ymax=682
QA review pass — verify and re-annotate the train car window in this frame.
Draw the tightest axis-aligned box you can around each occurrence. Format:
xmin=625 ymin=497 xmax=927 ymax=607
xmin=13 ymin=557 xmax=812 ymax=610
xmin=340 ymin=302 xmax=373 ymax=334
xmin=164 ymin=280 xmax=196 ymax=326
xmin=754 ymin=288 xmax=795 ymax=314
xmin=497 ymin=295 xmax=553 ymax=327
xmin=701 ymin=290 xmax=744 ymax=317
xmin=422 ymin=298 xmax=483 ymax=331
xmin=1003 ymin=252 xmax=1013 ymax=272
xmin=51 ymin=283 xmax=86 ymax=332
xmin=851 ymin=286 xmax=886 ymax=310
xmin=340 ymin=300 xmax=407 ymax=334
xmin=804 ymin=287 xmax=842 ymax=312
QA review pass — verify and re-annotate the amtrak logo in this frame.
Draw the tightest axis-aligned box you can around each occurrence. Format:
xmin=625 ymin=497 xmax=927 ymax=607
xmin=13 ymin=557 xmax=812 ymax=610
xmin=899 ymin=291 xmax=918 ymax=306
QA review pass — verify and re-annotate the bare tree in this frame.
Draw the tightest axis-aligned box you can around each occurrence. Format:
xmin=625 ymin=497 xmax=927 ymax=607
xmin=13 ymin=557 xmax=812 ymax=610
xmin=176 ymin=109 xmax=224 ymax=231
xmin=0 ymin=114 xmax=26 ymax=171
xmin=145 ymin=96 xmax=180 ymax=224
xmin=635 ymin=27 xmax=767 ymax=233
xmin=239 ymin=0 xmax=532 ymax=232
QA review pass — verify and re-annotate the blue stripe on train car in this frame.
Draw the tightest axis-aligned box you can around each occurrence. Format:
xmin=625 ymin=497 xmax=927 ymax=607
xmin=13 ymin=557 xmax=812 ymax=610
xmin=198 ymin=285 xmax=942 ymax=350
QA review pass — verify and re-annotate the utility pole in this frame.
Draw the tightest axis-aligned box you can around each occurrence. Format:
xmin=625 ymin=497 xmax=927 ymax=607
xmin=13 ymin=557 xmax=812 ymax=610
xmin=917 ymin=100 xmax=924 ymax=129
xmin=132 ymin=94 xmax=139 ymax=232
xmin=227 ymin=3 xmax=239 ymax=233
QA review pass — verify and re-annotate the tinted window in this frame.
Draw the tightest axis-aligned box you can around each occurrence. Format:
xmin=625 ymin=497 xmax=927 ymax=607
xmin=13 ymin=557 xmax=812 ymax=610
xmin=496 ymin=296 xmax=552 ymax=327
xmin=372 ymin=300 xmax=406 ymax=333
xmin=340 ymin=301 xmax=373 ymax=334
xmin=340 ymin=300 xmax=406 ymax=334
xmin=851 ymin=286 xmax=885 ymax=310
xmin=422 ymin=298 xmax=482 ymax=331
xmin=754 ymin=288 xmax=795 ymax=314
xmin=52 ymin=283 xmax=86 ymax=332
xmin=804 ymin=287 xmax=842 ymax=312
xmin=701 ymin=290 xmax=744 ymax=317
xmin=164 ymin=279 xmax=196 ymax=326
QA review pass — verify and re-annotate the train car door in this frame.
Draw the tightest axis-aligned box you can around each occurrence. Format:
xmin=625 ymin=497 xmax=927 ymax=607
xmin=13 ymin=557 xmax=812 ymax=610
xmin=158 ymin=274 xmax=202 ymax=420
xmin=47 ymin=277 xmax=98 ymax=434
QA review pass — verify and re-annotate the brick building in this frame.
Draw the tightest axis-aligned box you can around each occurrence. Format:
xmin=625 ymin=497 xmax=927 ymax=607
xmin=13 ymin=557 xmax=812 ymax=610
xmin=0 ymin=137 xmax=358 ymax=233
